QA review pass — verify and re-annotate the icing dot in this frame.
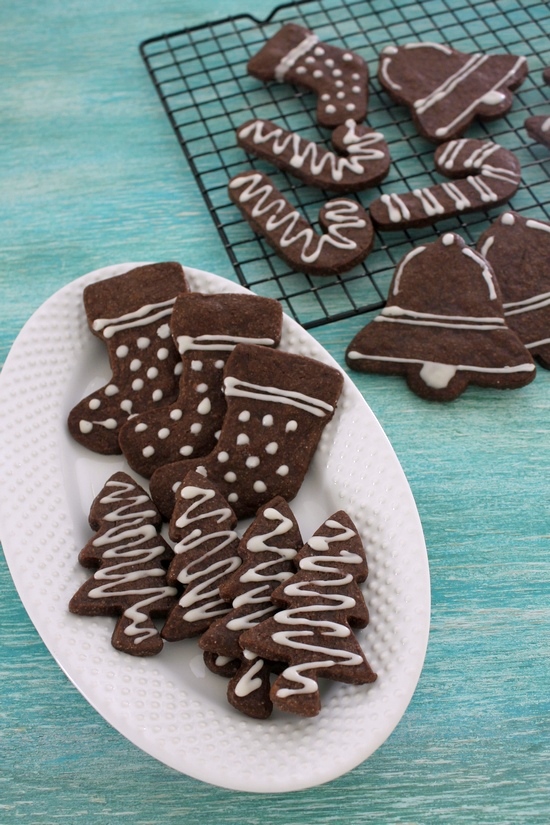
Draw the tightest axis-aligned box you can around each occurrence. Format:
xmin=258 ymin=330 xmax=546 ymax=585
xmin=286 ymin=420 xmax=298 ymax=432
xmin=214 ymin=430 xmax=221 ymax=440
xmin=265 ymin=442 xmax=278 ymax=455
xmin=105 ymin=419 xmax=117 ymax=429
xmin=239 ymin=411 xmax=251 ymax=422
xmin=130 ymin=359 xmax=141 ymax=371
xmin=237 ymin=433 xmax=250 ymax=446
xmin=158 ymin=428 xmax=170 ymax=439
xmin=337 ymin=91 xmax=345 ymax=100
xmin=342 ymin=52 xmax=353 ymax=61
xmin=132 ymin=379 xmax=144 ymax=391
xmin=142 ymin=446 xmax=155 ymax=458
xmin=157 ymin=324 xmax=171 ymax=339
xmin=262 ymin=415 xmax=273 ymax=426
xmin=352 ymin=86 xmax=361 ymax=93
xmin=481 ymin=90 xmax=506 ymax=106
xmin=224 ymin=472 xmax=237 ymax=483
xmin=253 ymin=481 xmax=267 ymax=493
xmin=305 ymin=56 xmax=315 ymax=64
xmin=335 ymin=80 xmax=344 ymax=88
xmin=352 ymin=72 xmax=360 ymax=80
xmin=197 ymin=383 xmax=208 ymax=393
xmin=179 ymin=445 xmax=193 ymax=456
xmin=157 ymin=348 xmax=169 ymax=360
xmin=314 ymin=46 xmax=325 ymax=56
xmin=172 ymin=481 xmax=182 ymax=492
xmin=326 ymin=104 xmax=336 ymax=114
xmin=215 ymin=360 xmax=225 ymax=369
xmin=345 ymin=103 xmax=356 ymax=111
xmin=105 ymin=384 xmax=119 ymax=396
xmin=191 ymin=360 xmax=203 ymax=371
xmin=137 ymin=337 xmax=150 ymax=349
xmin=501 ymin=213 xmax=515 ymax=225
xmin=313 ymin=69 xmax=323 ymax=79
xmin=332 ymin=68 xmax=342 ymax=77
xmin=295 ymin=65 xmax=307 ymax=74
xmin=197 ymin=398 xmax=211 ymax=415
xmin=120 ymin=400 xmax=132 ymax=413
xmin=196 ymin=466 xmax=207 ymax=477
xmin=135 ymin=423 xmax=147 ymax=432
xmin=217 ymin=452 xmax=229 ymax=463
xmin=79 ymin=420 xmax=93 ymax=434
xmin=228 ymin=493 xmax=238 ymax=503
xmin=88 ymin=398 xmax=101 ymax=410
xmin=325 ymin=58 xmax=334 ymax=68
xmin=246 ymin=456 xmax=260 ymax=468
xmin=147 ymin=367 xmax=159 ymax=379
xmin=170 ymin=409 xmax=182 ymax=421
xmin=321 ymin=93 xmax=330 ymax=101
xmin=442 ymin=233 xmax=455 ymax=246
xmin=276 ymin=465 xmax=289 ymax=476
xmin=190 ymin=422 xmax=202 ymax=434
xmin=116 ymin=345 xmax=128 ymax=358
xmin=174 ymin=363 xmax=183 ymax=376
xmin=152 ymin=389 xmax=163 ymax=401
xmin=382 ymin=46 xmax=397 ymax=55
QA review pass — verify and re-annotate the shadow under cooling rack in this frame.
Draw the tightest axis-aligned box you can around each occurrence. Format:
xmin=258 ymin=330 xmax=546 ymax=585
xmin=140 ymin=0 xmax=550 ymax=329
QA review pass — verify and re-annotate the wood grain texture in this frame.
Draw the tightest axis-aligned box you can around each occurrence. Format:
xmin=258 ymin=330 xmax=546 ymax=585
xmin=1 ymin=0 xmax=549 ymax=822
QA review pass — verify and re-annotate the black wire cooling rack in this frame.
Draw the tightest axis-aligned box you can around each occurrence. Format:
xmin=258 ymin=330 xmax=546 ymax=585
xmin=140 ymin=0 xmax=550 ymax=329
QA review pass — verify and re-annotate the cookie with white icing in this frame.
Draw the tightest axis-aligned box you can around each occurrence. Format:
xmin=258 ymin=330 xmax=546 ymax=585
xmin=68 ymin=262 xmax=188 ymax=454
xmin=247 ymin=23 xmax=368 ymax=129
xmin=369 ymin=138 xmax=521 ymax=230
xmin=161 ymin=471 xmax=241 ymax=641
xmin=378 ymin=42 xmax=528 ymax=142
xmin=477 ymin=211 xmax=550 ymax=369
xmin=69 ymin=472 xmax=177 ymax=656
xmin=228 ymin=171 xmax=373 ymax=276
xmin=149 ymin=342 xmax=344 ymax=520
xmin=236 ymin=118 xmax=390 ymax=193
xmin=240 ymin=510 xmax=376 ymax=718
xmin=118 ymin=292 xmax=282 ymax=478
xmin=525 ymin=115 xmax=550 ymax=149
xmin=346 ymin=233 xmax=536 ymax=401
xmin=200 ymin=497 xmax=302 ymax=719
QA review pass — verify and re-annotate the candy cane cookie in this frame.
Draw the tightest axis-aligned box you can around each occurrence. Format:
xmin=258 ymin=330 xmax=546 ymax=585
xmin=228 ymin=171 xmax=373 ymax=275
xmin=247 ymin=23 xmax=368 ymax=129
xmin=236 ymin=118 xmax=390 ymax=194
xmin=369 ymin=138 xmax=521 ymax=230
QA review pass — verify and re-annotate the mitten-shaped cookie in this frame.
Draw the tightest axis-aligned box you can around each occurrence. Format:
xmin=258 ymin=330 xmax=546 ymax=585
xmin=346 ymin=233 xmax=536 ymax=400
xmin=161 ymin=471 xmax=241 ymax=641
xmin=119 ymin=292 xmax=282 ymax=478
xmin=248 ymin=23 xmax=369 ymax=128
xmin=240 ymin=511 xmax=376 ymax=717
xmin=200 ymin=497 xmax=302 ymax=719
xmin=477 ymin=211 xmax=550 ymax=369
xmin=150 ymin=343 xmax=344 ymax=520
xmin=378 ymin=42 xmax=527 ymax=142
xmin=68 ymin=262 xmax=188 ymax=454
xmin=69 ymin=472 xmax=177 ymax=656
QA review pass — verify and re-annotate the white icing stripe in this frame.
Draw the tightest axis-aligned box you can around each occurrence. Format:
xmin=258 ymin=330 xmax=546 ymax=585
xmin=504 ymin=293 xmax=550 ymax=316
xmin=375 ymin=316 xmax=505 ymax=331
xmin=380 ymin=55 xmax=401 ymax=90
xmin=461 ymin=247 xmax=498 ymax=299
xmin=503 ymin=290 xmax=550 ymax=310
xmin=413 ymin=187 xmax=445 ymax=216
xmin=234 ymin=654 xmax=264 ymax=697
xmin=381 ymin=193 xmax=410 ymax=222
xmin=274 ymin=33 xmax=319 ymax=82
xmin=525 ymin=336 xmax=550 ymax=348
xmin=440 ymin=181 xmax=471 ymax=210
xmin=92 ymin=298 xmax=176 ymax=339
xmin=223 ymin=375 xmax=334 ymax=417
xmin=404 ymin=42 xmax=453 ymax=54
xmin=177 ymin=333 xmax=275 ymax=355
xmin=526 ymin=219 xmax=550 ymax=234
xmin=382 ymin=306 xmax=505 ymax=324
xmin=415 ymin=53 xmax=487 ymax=115
xmin=479 ymin=235 xmax=494 ymax=258
xmin=392 ymin=246 xmax=426 ymax=294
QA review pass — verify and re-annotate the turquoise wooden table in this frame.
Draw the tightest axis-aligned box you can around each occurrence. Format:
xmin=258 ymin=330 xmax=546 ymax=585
xmin=1 ymin=0 xmax=549 ymax=821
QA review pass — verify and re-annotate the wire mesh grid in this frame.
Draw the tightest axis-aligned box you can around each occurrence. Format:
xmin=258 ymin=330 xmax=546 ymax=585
xmin=140 ymin=0 xmax=550 ymax=329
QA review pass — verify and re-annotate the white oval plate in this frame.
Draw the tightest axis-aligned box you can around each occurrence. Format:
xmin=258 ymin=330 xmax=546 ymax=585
xmin=0 ymin=264 xmax=429 ymax=793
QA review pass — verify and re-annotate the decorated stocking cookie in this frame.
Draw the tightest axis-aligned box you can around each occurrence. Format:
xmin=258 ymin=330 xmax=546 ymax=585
xmin=161 ymin=471 xmax=241 ymax=642
xmin=68 ymin=262 xmax=188 ymax=454
xmin=150 ymin=343 xmax=344 ymax=521
xmin=378 ymin=42 xmax=528 ymax=142
xmin=240 ymin=511 xmax=376 ymax=718
xmin=229 ymin=171 xmax=373 ymax=276
xmin=118 ymin=292 xmax=282 ymax=478
xmin=248 ymin=23 xmax=368 ymax=128
xmin=200 ymin=497 xmax=302 ymax=719
xmin=68 ymin=472 xmax=177 ymax=656
xmin=477 ymin=211 xmax=550 ymax=369
xmin=346 ymin=233 xmax=536 ymax=400
xmin=236 ymin=118 xmax=390 ymax=193
xmin=369 ymin=138 xmax=521 ymax=230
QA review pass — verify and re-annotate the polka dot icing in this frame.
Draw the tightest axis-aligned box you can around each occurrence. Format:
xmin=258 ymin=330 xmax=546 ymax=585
xmin=262 ymin=415 xmax=273 ymax=427
xmin=170 ymin=409 xmax=183 ymax=421
xmin=239 ymin=411 xmax=251 ymax=422
xmin=137 ymin=337 xmax=150 ymax=349
xmin=89 ymin=398 xmax=101 ymax=410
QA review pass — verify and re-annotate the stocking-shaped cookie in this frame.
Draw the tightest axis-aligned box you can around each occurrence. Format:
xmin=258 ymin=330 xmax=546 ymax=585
xmin=69 ymin=472 xmax=177 ymax=656
xmin=346 ymin=233 xmax=536 ymax=400
xmin=161 ymin=471 xmax=241 ymax=641
xmin=118 ymin=292 xmax=283 ymax=478
xmin=68 ymin=262 xmax=188 ymax=454
xmin=477 ymin=211 xmax=550 ymax=369
xmin=200 ymin=497 xmax=302 ymax=719
xmin=240 ymin=511 xmax=376 ymax=717
xmin=248 ymin=23 xmax=368 ymax=128
xmin=378 ymin=42 xmax=528 ymax=142
xmin=150 ymin=343 xmax=344 ymax=520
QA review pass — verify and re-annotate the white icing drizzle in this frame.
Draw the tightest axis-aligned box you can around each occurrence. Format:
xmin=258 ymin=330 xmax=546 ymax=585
xmin=378 ymin=304 xmax=505 ymax=330
xmin=415 ymin=53 xmax=488 ymax=115
xmin=229 ymin=173 xmax=366 ymax=263
xmin=224 ymin=375 xmax=334 ymax=417
xmin=461 ymin=247 xmax=498 ymax=299
xmin=440 ymin=182 xmax=471 ymax=210
xmin=92 ymin=298 xmax=176 ymax=339
xmin=525 ymin=218 xmax=550 ymax=234
xmin=392 ymin=246 xmax=426 ymax=294
xmin=504 ymin=291 xmax=550 ymax=316
xmin=274 ymin=33 xmax=319 ymax=82
xmin=380 ymin=55 xmax=401 ymax=90
xmin=413 ymin=187 xmax=445 ymax=216
xmin=87 ymin=479 xmax=176 ymax=643
xmin=234 ymin=653 xmax=264 ymax=697
xmin=380 ymin=193 xmax=411 ymax=222
xmin=177 ymin=333 xmax=275 ymax=354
